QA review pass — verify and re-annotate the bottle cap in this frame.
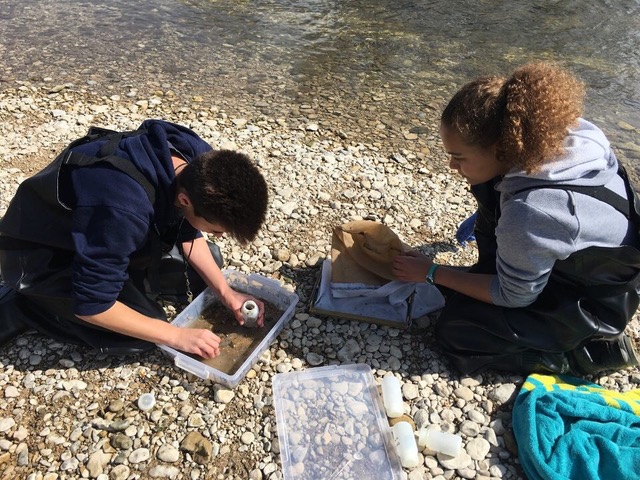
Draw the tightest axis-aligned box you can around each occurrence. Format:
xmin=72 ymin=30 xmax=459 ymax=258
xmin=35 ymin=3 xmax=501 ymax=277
xmin=138 ymin=393 xmax=156 ymax=411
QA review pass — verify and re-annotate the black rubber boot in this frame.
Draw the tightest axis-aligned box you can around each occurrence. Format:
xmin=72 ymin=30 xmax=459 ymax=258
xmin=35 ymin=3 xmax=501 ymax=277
xmin=0 ymin=286 xmax=30 ymax=346
xmin=453 ymin=350 xmax=574 ymax=376
xmin=521 ymin=351 xmax=574 ymax=375
xmin=570 ymin=334 xmax=640 ymax=375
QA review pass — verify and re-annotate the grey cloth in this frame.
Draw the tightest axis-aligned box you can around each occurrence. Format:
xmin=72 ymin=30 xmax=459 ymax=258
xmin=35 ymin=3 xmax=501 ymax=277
xmin=315 ymin=259 xmax=445 ymax=324
xmin=491 ymin=119 xmax=636 ymax=307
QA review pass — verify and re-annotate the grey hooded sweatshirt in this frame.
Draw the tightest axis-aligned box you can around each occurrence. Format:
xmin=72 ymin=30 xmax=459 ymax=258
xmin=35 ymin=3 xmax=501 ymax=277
xmin=491 ymin=118 xmax=637 ymax=307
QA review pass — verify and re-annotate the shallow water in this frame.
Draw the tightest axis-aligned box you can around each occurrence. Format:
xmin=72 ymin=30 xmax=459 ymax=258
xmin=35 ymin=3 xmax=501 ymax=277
xmin=1 ymin=0 xmax=639 ymax=168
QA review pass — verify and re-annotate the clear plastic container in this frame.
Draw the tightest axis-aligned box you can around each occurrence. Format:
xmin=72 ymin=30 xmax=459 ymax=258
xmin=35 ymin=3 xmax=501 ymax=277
xmin=273 ymin=364 xmax=403 ymax=480
xmin=157 ymin=270 xmax=298 ymax=388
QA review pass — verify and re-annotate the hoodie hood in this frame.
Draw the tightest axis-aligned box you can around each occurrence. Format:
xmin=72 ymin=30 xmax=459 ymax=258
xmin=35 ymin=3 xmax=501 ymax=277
xmin=69 ymin=120 xmax=212 ymax=213
xmin=497 ymin=118 xmax=618 ymax=194
xmin=120 ymin=119 xmax=212 ymax=213
xmin=66 ymin=119 xmax=212 ymax=234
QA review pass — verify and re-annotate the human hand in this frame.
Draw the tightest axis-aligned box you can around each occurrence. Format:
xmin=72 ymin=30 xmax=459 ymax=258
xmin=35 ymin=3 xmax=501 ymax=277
xmin=392 ymin=250 xmax=433 ymax=283
xmin=222 ymin=289 xmax=265 ymax=327
xmin=172 ymin=327 xmax=221 ymax=359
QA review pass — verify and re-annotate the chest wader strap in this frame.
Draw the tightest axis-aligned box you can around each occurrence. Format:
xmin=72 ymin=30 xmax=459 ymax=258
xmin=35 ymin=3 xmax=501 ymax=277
xmin=62 ymin=128 xmax=156 ymax=206
xmin=512 ymin=164 xmax=637 ymax=220
xmin=63 ymin=151 xmax=157 ymax=206
xmin=515 ymin=183 xmax=630 ymax=218
xmin=62 ymin=128 xmax=163 ymax=299
xmin=145 ymin=228 xmax=162 ymax=300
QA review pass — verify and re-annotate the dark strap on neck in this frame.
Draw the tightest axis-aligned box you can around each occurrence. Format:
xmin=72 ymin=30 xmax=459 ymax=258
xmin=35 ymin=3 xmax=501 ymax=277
xmin=517 ymin=184 xmax=630 ymax=218
xmin=63 ymin=151 xmax=156 ymax=206
xmin=61 ymin=126 xmax=155 ymax=204
xmin=513 ymin=180 xmax=630 ymax=218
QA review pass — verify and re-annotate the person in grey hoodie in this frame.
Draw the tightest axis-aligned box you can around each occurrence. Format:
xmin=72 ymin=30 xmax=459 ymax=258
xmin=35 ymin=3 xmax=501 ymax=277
xmin=393 ymin=62 xmax=640 ymax=376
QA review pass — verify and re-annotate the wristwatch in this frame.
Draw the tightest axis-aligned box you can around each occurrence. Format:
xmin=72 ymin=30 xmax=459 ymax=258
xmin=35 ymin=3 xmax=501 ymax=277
xmin=425 ymin=264 xmax=440 ymax=285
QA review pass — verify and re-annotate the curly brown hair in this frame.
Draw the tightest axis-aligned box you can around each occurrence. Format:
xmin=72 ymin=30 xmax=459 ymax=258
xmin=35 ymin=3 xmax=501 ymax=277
xmin=177 ymin=150 xmax=268 ymax=244
xmin=441 ymin=62 xmax=585 ymax=173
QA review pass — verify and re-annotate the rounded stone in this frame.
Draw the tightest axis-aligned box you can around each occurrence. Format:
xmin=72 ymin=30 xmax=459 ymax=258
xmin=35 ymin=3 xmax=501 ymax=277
xmin=129 ymin=447 xmax=150 ymax=464
xmin=157 ymin=444 xmax=180 ymax=463
xmin=241 ymin=431 xmax=255 ymax=445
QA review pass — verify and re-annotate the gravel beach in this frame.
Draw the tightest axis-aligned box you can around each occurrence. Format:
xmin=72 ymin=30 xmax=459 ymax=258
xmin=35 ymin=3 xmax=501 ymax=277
xmin=1 ymin=80 xmax=640 ymax=480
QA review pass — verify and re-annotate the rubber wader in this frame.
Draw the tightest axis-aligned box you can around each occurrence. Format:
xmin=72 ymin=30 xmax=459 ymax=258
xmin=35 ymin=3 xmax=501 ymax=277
xmin=435 ymin=166 xmax=640 ymax=376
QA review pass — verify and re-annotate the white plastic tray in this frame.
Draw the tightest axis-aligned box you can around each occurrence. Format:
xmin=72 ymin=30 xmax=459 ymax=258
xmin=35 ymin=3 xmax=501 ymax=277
xmin=157 ymin=270 xmax=299 ymax=388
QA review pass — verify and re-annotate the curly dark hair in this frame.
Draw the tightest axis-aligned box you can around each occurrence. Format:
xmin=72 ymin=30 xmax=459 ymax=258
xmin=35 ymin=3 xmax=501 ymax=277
xmin=441 ymin=62 xmax=585 ymax=173
xmin=177 ymin=150 xmax=268 ymax=244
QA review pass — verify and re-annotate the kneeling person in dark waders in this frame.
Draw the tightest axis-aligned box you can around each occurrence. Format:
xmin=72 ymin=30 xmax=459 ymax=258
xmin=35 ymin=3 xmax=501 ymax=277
xmin=393 ymin=63 xmax=640 ymax=376
xmin=0 ymin=119 xmax=268 ymax=359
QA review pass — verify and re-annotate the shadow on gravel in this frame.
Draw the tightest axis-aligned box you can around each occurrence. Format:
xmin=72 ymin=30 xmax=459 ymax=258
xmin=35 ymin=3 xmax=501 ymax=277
xmin=415 ymin=240 xmax=467 ymax=256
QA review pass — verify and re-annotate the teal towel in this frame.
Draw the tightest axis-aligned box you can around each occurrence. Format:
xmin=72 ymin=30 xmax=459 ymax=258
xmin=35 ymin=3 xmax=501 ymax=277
xmin=512 ymin=374 xmax=640 ymax=480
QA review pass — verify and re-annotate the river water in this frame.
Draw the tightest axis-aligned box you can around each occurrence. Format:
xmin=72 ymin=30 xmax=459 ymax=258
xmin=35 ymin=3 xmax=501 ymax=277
xmin=1 ymin=0 xmax=639 ymax=169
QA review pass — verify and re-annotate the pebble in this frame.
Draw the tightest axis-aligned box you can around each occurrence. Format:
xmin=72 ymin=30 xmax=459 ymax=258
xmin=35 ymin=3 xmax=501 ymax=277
xmin=149 ymin=465 xmax=181 ymax=478
xmin=0 ymin=418 xmax=15 ymax=433
xmin=241 ymin=432 xmax=256 ymax=445
xmin=4 ymin=386 xmax=19 ymax=398
xmin=305 ymin=352 xmax=324 ymax=366
xmin=87 ymin=450 xmax=111 ymax=477
xmin=402 ymin=382 xmax=420 ymax=400
xmin=467 ymin=437 xmax=491 ymax=460
xmin=489 ymin=384 xmax=518 ymax=404
xmin=214 ymin=389 xmax=235 ymax=404
xmin=187 ymin=413 xmax=205 ymax=428
xmin=157 ymin=444 xmax=180 ymax=463
xmin=108 ymin=399 xmax=125 ymax=412
xmin=111 ymin=434 xmax=133 ymax=450
xmin=129 ymin=448 xmax=151 ymax=464
xmin=180 ymin=432 xmax=213 ymax=465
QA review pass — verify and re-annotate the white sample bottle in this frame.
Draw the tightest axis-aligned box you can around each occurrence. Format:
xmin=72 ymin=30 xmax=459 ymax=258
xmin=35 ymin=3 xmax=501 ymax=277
xmin=381 ymin=375 xmax=404 ymax=418
xmin=241 ymin=300 xmax=259 ymax=327
xmin=392 ymin=421 xmax=420 ymax=468
xmin=418 ymin=427 xmax=462 ymax=457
